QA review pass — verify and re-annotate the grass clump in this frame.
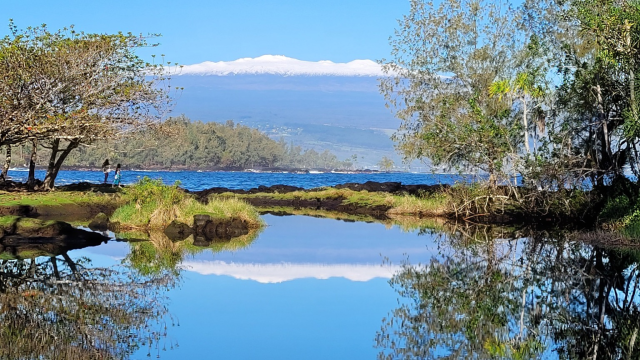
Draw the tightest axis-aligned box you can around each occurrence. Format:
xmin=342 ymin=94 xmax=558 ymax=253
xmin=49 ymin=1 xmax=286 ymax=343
xmin=387 ymin=193 xmax=449 ymax=216
xmin=14 ymin=217 xmax=57 ymax=232
xmin=111 ymin=177 xmax=262 ymax=229
xmin=0 ymin=216 xmax=20 ymax=231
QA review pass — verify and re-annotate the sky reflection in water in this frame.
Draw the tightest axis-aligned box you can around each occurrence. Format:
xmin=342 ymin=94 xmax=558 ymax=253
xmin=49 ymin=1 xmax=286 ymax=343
xmin=72 ymin=215 xmax=437 ymax=359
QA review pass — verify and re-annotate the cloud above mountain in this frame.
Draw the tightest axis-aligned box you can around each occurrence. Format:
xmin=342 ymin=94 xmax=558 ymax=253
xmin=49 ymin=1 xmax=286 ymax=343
xmin=178 ymin=55 xmax=385 ymax=77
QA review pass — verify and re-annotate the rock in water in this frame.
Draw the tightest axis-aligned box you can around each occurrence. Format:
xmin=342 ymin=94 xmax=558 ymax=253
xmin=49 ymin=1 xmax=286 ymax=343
xmin=88 ymin=212 xmax=110 ymax=231
xmin=164 ymin=220 xmax=193 ymax=241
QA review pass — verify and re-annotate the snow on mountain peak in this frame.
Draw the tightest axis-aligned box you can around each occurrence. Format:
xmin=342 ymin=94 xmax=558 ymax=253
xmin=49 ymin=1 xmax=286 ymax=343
xmin=178 ymin=55 xmax=385 ymax=77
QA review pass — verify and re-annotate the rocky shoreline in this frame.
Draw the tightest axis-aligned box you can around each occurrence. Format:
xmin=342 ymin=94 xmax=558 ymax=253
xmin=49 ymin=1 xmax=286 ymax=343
xmin=191 ymin=181 xmax=447 ymax=198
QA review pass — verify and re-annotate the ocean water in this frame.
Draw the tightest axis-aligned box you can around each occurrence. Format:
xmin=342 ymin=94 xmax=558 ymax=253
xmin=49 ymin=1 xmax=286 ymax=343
xmin=7 ymin=169 xmax=479 ymax=191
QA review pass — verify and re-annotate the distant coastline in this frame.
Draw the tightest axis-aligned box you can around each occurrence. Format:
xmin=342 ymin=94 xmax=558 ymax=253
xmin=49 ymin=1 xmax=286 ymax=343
xmin=12 ymin=165 xmax=410 ymax=175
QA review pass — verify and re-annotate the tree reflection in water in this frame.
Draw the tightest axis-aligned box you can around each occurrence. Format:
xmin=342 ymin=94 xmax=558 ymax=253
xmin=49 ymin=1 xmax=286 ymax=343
xmin=0 ymin=249 xmax=178 ymax=359
xmin=377 ymin=225 xmax=640 ymax=359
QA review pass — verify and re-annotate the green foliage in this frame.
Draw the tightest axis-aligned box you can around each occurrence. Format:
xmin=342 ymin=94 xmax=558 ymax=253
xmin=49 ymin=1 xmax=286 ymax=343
xmin=382 ymin=0 xmax=640 ymax=190
xmin=125 ymin=239 xmax=182 ymax=277
xmin=598 ymin=178 xmax=640 ymax=233
xmin=377 ymin=156 xmax=394 ymax=171
xmin=47 ymin=116 xmax=352 ymax=170
xmin=380 ymin=0 xmax=532 ymax=179
xmin=0 ymin=21 xmax=175 ymax=189
xmin=112 ymin=176 xmax=262 ymax=228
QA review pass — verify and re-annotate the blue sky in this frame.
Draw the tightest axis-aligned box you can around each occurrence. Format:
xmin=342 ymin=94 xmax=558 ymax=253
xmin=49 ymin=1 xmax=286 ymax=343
xmin=2 ymin=0 xmax=409 ymax=65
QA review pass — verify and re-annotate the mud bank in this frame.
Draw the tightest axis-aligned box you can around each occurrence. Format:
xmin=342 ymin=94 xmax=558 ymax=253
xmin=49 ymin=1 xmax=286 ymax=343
xmin=0 ymin=202 xmax=119 ymax=220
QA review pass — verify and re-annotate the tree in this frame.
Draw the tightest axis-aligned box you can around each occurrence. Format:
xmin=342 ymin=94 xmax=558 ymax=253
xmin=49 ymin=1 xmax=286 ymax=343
xmin=519 ymin=0 xmax=640 ymax=186
xmin=378 ymin=156 xmax=395 ymax=172
xmin=489 ymin=71 xmax=547 ymax=155
xmin=380 ymin=0 xmax=528 ymax=181
xmin=0 ymin=22 xmax=176 ymax=189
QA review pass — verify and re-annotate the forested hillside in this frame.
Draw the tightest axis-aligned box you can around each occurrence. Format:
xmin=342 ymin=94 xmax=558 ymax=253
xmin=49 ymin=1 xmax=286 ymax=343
xmin=4 ymin=116 xmax=354 ymax=170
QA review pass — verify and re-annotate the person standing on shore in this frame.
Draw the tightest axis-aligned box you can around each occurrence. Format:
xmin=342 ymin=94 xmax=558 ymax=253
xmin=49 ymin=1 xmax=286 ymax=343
xmin=113 ymin=163 xmax=122 ymax=187
xmin=102 ymin=159 xmax=110 ymax=183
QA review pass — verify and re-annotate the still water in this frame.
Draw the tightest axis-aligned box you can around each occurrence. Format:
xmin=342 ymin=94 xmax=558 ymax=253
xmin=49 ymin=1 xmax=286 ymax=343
xmin=76 ymin=215 xmax=437 ymax=359
xmin=4 ymin=213 xmax=639 ymax=359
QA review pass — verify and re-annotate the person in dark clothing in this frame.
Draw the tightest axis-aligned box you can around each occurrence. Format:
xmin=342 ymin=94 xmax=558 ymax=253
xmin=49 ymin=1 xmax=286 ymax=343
xmin=102 ymin=159 xmax=110 ymax=183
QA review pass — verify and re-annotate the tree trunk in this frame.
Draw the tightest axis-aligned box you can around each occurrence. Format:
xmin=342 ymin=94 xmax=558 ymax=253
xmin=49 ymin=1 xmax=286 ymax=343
xmin=43 ymin=139 xmax=79 ymax=190
xmin=628 ymin=327 xmax=638 ymax=360
xmin=631 ymin=67 xmax=637 ymax=121
xmin=27 ymin=138 xmax=37 ymax=189
xmin=51 ymin=257 xmax=60 ymax=280
xmin=44 ymin=138 xmax=60 ymax=189
xmin=522 ymin=97 xmax=530 ymax=154
xmin=1 ymin=145 xmax=10 ymax=181
xmin=595 ymin=84 xmax=612 ymax=169
xmin=628 ymin=28 xmax=637 ymax=125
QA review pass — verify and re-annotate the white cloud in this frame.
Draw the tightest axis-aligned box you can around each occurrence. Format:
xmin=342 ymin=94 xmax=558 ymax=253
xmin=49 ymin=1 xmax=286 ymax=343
xmin=178 ymin=55 xmax=385 ymax=77
xmin=182 ymin=260 xmax=400 ymax=283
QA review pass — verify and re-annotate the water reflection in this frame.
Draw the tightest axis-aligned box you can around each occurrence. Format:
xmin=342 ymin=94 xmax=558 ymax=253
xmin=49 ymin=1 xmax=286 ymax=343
xmin=377 ymin=225 xmax=640 ymax=359
xmin=0 ymin=247 xmax=179 ymax=359
xmin=121 ymin=229 xmax=262 ymax=277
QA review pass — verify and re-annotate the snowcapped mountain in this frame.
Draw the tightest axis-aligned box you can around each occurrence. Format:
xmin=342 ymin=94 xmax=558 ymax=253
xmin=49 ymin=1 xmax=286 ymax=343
xmin=178 ymin=55 xmax=385 ymax=77
xmin=168 ymin=56 xmax=401 ymax=166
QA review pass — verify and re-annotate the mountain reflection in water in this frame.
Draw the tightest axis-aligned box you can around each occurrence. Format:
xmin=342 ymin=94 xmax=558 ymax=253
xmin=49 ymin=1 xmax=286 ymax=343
xmin=377 ymin=225 xmax=640 ymax=359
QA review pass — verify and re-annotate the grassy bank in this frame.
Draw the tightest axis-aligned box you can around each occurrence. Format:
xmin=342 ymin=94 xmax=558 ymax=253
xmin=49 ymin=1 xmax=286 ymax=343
xmin=0 ymin=178 xmax=263 ymax=231
xmin=110 ymin=178 xmax=262 ymax=230
xmin=3 ymin=177 xmax=633 ymax=233
xmin=0 ymin=189 xmax=117 ymax=208
xmin=213 ymin=187 xmax=450 ymax=217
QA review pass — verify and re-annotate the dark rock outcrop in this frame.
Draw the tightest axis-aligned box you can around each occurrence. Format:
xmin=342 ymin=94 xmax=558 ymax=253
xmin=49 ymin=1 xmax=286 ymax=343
xmin=88 ymin=212 xmax=110 ymax=231
xmin=190 ymin=184 xmax=305 ymax=202
xmin=164 ymin=220 xmax=193 ymax=241
xmin=335 ymin=181 xmax=403 ymax=193
xmin=188 ymin=216 xmax=250 ymax=246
